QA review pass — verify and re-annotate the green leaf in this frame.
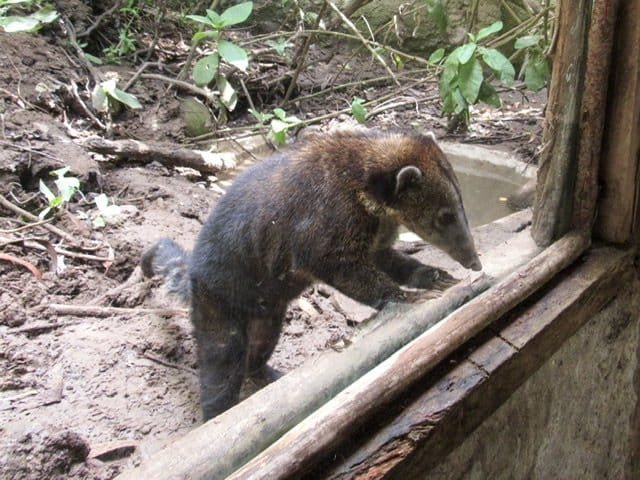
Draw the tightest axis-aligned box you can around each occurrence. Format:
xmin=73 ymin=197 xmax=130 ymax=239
xmin=0 ymin=15 xmax=39 ymax=32
xmin=514 ymin=35 xmax=542 ymax=50
xmin=109 ymin=86 xmax=143 ymax=109
xmin=185 ymin=14 xmax=214 ymax=27
xmin=425 ymin=0 xmax=447 ymax=33
xmin=428 ymin=48 xmax=445 ymax=65
xmin=452 ymin=88 xmax=468 ymax=115
xmin=475 ymin=21 xmax=503 ymax=42
xmin=51 ymin=166 xmax=71 ymax=178
xmin=30 ymin=7 xmax=58 ymax=24
xmin=205 ymin=9 xmax=222 ymax=26
xmin=55 ymin=176 xmax=79 ymax=202
xmin=83 ymin=52 xmax=103 ymax=65
xmin=219 ymin=1 xmax=253 ymax=27
xmin=351 ymin=97 xmax=367 ymax=123
xmin=273 ymin=107 xmax=286 ymax=120
xmin=39 ymin=179 xmax=56 ymax=203
xmin=266 ymin=38 xmax=291 ymax=55
xmin=458 ymin=57 xmax=483 ymax=104
xmin=479 ymin=47 xmax=515 ymax=84
xmin=91 ymin=82 xmax=109 ymax=112
xmin=218 ymin=40 xmax=249 ymax=71
xmin=440 ymin=60 xmax=458 ymax=88
xmin=217 ymin=76 xmax=237 ymax=111
xmin=478 ymin=82 xmax=502 ymax=108
xmin=248 ymin=108 xmax=273 ymax=124
xmin=192 ymin=30 xmax=219 ymax=44
xmin=271 ymin=119 xmax=290 ymax=134
xmin=524 ymin=55 xmax=550 ymax=91
xmin=456 ymin=43 xmax=477 ymax=64
xmin=193 ymin=53 xmax=219 ymax=86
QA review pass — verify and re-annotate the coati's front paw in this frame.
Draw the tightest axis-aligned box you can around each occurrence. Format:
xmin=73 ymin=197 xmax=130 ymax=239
xmin=408 ymin=266 xmax=459 ymax=290
xmin=402 ymin=289 xmax=442 ymax=304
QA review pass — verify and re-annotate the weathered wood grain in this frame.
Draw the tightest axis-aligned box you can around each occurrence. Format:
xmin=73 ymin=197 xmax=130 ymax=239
xmin=594 ymin=0 xmax=640 ymax=243
xmin=319 ymin=246 xmax=634 ymax=479
xmin=532 ymin=0 xmax=591 ymax=246
xmin=224 ymin=233 xmax=588 ymax=480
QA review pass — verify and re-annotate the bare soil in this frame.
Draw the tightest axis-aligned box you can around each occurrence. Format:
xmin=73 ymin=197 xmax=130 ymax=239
xmin=0 ymin=22 xmax=544 ymax=480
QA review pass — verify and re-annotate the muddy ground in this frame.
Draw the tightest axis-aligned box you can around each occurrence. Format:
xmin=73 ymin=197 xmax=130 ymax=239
xmin=0 ymin=19 xmax=544 ymax=480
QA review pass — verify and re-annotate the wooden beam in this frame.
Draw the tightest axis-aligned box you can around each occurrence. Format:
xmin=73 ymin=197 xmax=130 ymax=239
xmin=594 ymin=0 xmax=640 ymax=243
xmin=571 ymin=0 xmax=621 ymax=231
xmin=225 ymin=233 xmax=588 ymax=480
xmin=317 ymin=246 xmax=635 ymax=479
xmin=532 ymin=0 xmax=591 ymax=246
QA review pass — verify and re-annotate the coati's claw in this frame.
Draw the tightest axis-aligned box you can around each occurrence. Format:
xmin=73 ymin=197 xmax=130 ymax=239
xmin=403 ymin=289 xmax=441 ymax=303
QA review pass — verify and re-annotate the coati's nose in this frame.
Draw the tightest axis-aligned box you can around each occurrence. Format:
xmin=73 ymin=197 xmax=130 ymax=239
xmin=469 ymin=258 xmax=483 ymax=271
xmin=464 ymin=255 xmax=482 ymax=271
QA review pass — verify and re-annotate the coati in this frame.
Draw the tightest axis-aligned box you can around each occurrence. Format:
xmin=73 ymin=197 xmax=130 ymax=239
xmin=142 ymin=129 xmax=482 ymax=421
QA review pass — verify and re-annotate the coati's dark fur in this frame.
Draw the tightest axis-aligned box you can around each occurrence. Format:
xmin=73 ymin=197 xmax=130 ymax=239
xmin=142 ymin=129 xmax=481 ymax=420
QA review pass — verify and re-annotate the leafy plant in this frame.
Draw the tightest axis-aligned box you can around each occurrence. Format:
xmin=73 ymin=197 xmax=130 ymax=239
xmin=438 ymin=21 xmax=515 ymax=130
xmin=249 ymin=107 xmax=302 ymax=145
xmin=0 ymin=0 xmax=58 ymax=33
xmin=39 ymin=167 xmax=80 ymax=219
xmin=91 ymin=193 xmax=122 ymax=228
xmin=350 ymin=97 xmax=367 ymax=124
xmin=514 ymin=34 xmax=550 ymax=91
xmin=186 ymin=2 xmax=253 ymax=114
xmin=91 ymin=79 xmax=142 ymax=113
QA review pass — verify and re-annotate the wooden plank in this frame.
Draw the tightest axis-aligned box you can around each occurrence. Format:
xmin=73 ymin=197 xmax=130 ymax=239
xmin=572 ymin=0 xmax=621 ymax=231
xmin=224 ymin=234 xmax=588 ymax=480
xmin=594 ymin=0 xmax=640 ymax=243
xmin=532 ymin=0 xmax=591 ymax=246
xmin=318 ymin=246 xmax=634 ymax=479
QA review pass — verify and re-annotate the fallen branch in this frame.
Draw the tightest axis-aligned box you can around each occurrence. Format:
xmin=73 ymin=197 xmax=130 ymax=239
xmin=82 ymin=137 xmax=237 ymax=175
xmin=47 ymin=303 xmax=188 ymax=318
xmin=140 ymin=73 xmax=217 ymax=103
xmin=0 ymin=252 xmax=43 ymax=279
xmin=0 ymin=195 xmax=79 ymax=246
xmin=326 ymin=1 xmax=400 ymax=86
xmin=88 ymin=266 xmax=144 ymax=306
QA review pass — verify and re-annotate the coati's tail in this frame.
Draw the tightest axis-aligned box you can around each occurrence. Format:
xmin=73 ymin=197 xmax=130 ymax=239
xmin=141 ymin=237 xmax=192 ymax=303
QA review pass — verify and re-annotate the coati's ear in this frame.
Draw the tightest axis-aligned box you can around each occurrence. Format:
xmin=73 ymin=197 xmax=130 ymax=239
xmin=366 ymin=166 xmax=422 ymax=204
xmin=395 ymin=165 xmax=422 ymax=196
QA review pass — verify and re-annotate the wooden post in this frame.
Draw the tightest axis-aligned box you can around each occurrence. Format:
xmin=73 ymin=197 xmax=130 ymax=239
xmin=593 ymin=0 xmax=640 ymax=243
xmin=571 ymin=0 xmax=621 ymax=232
xmin=532 ymin=0 xmax=591 ymax=246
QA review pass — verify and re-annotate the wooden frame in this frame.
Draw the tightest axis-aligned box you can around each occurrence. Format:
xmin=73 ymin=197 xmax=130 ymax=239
xmin=116 ymin=0 xmax=640 ymax=478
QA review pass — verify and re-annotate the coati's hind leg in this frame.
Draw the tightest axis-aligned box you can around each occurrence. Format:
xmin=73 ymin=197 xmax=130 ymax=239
xmin=191 ymin=301 xmax=247 ymax=421
xmin=374 ymin=248 xmax=458 ymax=290
xmin=245 ymin=308 xmax=286 ymax=385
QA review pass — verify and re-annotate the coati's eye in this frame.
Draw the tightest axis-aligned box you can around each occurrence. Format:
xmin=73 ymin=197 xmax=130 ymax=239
xmin=438 ymin=210 xmax=456 ymax=226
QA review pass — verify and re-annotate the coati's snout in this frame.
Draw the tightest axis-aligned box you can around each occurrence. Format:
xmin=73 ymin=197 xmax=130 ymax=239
xmin=381 ymin=154 xmax=483 ymax=272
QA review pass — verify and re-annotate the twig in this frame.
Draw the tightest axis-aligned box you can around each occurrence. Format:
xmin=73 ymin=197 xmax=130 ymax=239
xmin=283 ymin=1 xmax=329 ymax=104
xmin=0 ymin=252 xmax=42 ymax=279
xmin=142 ymin=352 xmax=197 ymax=376
xmin=88 ymin=266 xmax=144 ymax=306
xmin=68 ymin=81 xmax=107 ymax=131
xmin=238 ymin=78 xmax=256 ymax=113
xmin=326 ymin=1 xmax=400 ymax=86
xmin=82 ymin=137 xmax=237 ymax=174
xmin=140 ymin=73 xmax=217 ymax=103
xmin=77 ymin=1 xmax=124 ymax=38
xmin=47 ymin=303 xmax=188 ymax=318
xmin=0 ymin=195 xmax=79 ymax=246
xmin=8 ymin=320 xmax=78 ymax=336
xmin=123 ymin=62 xmax=161 ymax=92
